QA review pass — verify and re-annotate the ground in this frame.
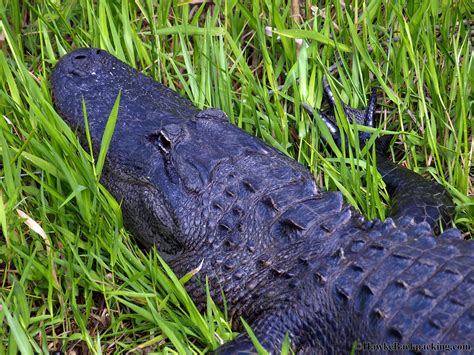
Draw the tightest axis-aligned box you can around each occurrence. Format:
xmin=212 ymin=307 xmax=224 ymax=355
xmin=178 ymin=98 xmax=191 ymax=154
xmin=0 ymin=1 xmax=472 ymax=353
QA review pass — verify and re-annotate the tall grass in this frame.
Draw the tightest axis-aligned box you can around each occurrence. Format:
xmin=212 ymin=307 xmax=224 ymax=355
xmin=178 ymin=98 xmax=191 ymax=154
xmin=0 ymin=0 xmax=472 ymax=353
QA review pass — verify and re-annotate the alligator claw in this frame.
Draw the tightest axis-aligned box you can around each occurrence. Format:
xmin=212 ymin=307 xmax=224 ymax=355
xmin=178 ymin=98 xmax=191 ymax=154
xmin=322 ymin=76 xmax=337 ymax=108
xmin=365 ymin=88 xmax=377 ymax=127
xmin=303 ymin=103 xmax=343 ymax=147
xmin=304 ymin=78 xmax=378 ymax=153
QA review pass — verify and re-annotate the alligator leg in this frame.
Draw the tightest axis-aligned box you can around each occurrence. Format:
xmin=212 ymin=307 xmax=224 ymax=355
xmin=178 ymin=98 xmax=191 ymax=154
xmin=216 ymin=310 xmax=294 ymax=354
xmin=304 ymin=78 xmax=455 ymax=231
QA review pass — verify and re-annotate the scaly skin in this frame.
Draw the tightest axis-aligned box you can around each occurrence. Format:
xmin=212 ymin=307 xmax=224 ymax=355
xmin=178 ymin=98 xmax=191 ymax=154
xmin=51 ymin=48 xmax=473 ymax=353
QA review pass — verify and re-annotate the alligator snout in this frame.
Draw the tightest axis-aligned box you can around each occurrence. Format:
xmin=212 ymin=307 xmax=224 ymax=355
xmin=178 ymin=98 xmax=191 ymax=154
xmin=57 ymin=48 xmax=103 ymax=78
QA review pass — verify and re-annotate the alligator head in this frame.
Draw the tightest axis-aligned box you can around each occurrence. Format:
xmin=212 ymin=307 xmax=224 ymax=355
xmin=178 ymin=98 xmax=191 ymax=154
xmin=51 ymin=48 xmax=277 ymax=260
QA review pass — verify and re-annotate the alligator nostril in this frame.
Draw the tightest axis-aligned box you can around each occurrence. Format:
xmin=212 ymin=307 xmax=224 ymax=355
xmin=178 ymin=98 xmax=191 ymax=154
xmin=74 ymin=54 xmax=87 ymax=60
xmin=96 ymin=49 xmax=101 ymax=55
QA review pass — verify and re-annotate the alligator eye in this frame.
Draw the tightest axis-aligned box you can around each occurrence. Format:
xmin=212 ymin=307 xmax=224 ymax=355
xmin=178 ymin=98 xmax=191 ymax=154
xmin=159 ymin=132 xmax=172 ymax=152
xmin=147 ymin=124 xmax=184 ymax=154
xmin=147 ymin=131 xmax=172 ymax=153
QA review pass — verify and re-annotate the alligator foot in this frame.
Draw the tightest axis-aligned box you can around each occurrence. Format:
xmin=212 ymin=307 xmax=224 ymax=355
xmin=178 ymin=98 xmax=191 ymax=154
xmin=302 ymin=76 xmax=388 ymax=153
xmin=303 ymin=77 xmax=454 ymax=231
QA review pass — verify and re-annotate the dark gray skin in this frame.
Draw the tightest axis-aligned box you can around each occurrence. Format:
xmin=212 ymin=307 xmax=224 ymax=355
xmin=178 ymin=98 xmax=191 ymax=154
xmin=51 ymin=48 xmax=474 ymax=353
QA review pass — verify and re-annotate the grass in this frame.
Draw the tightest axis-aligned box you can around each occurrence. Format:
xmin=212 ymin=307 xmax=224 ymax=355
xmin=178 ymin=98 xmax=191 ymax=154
xmin=0 ymin=0 xmax=472 ymax=353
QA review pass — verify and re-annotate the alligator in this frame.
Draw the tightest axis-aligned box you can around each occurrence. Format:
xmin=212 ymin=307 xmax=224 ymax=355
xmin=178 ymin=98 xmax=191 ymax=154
xmin=51 ymin=48 xmax=474 ymax=353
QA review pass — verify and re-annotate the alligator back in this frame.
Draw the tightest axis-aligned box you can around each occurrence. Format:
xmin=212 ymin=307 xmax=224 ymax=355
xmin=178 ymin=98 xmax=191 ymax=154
xmin=304 ymin=220 xmax=474 ymax=351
